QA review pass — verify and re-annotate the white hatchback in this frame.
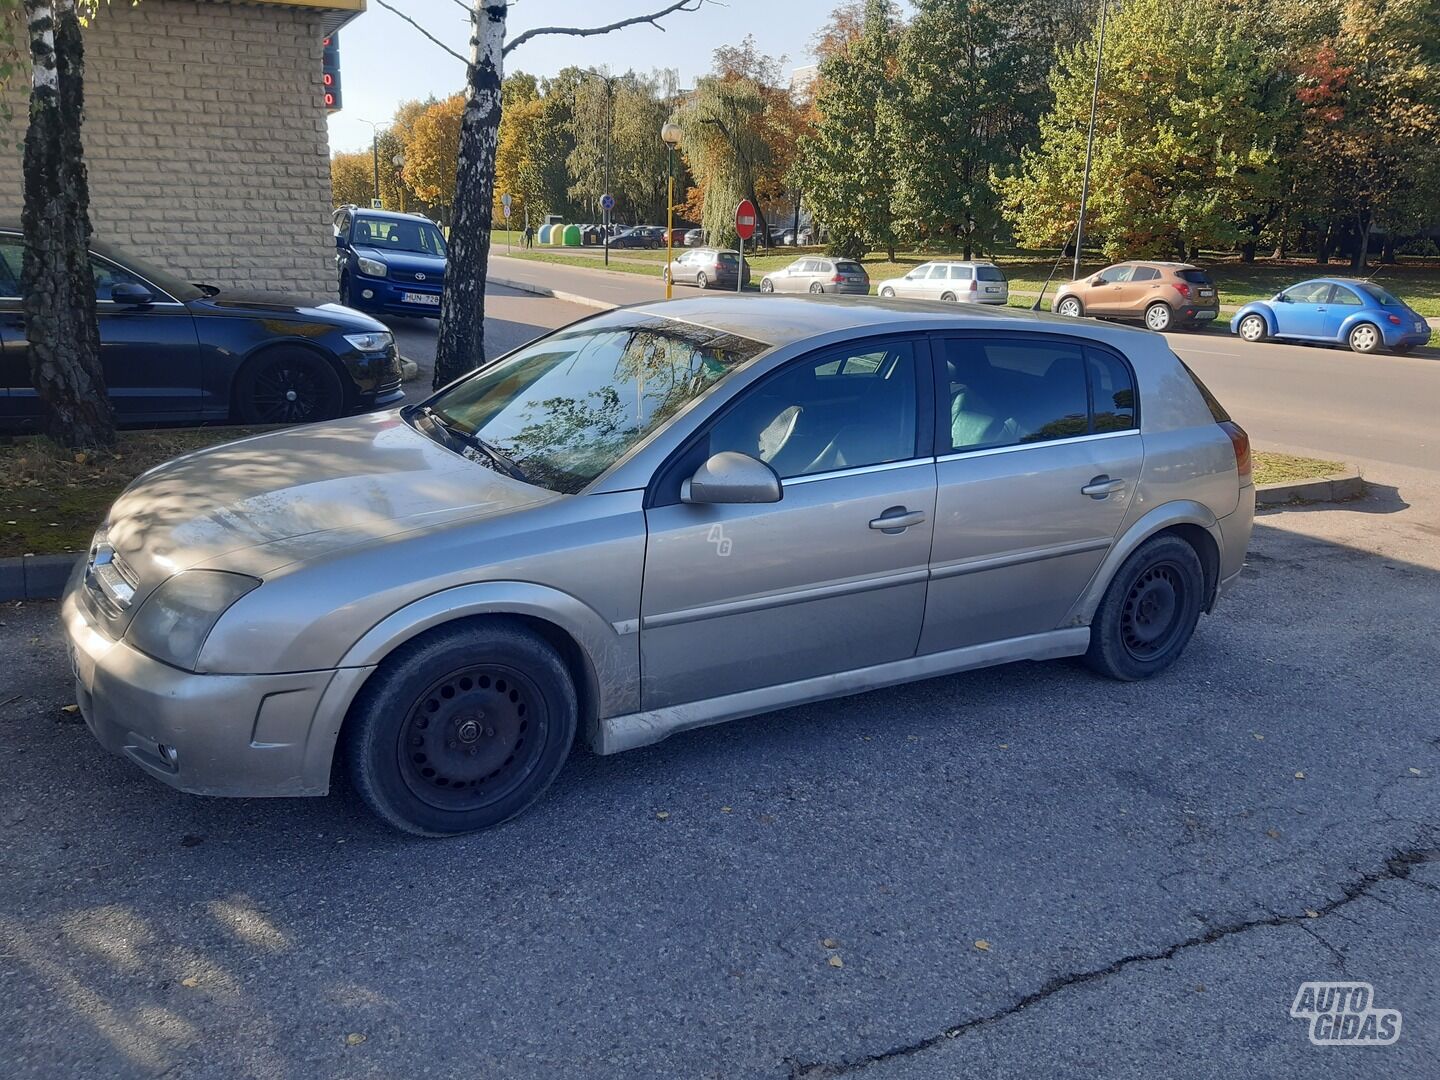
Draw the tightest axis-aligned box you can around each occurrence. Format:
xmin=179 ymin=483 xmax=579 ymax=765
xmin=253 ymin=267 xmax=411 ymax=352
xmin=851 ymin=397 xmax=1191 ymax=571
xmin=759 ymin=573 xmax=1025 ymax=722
xmin=877 ymin=261 xmax=1010 ymax=305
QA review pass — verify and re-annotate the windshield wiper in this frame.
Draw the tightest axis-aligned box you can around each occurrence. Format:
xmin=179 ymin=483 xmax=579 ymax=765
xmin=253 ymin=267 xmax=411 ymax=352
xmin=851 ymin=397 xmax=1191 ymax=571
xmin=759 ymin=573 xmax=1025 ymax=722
xmin=413 ymin=406 xmax=527 ymax=482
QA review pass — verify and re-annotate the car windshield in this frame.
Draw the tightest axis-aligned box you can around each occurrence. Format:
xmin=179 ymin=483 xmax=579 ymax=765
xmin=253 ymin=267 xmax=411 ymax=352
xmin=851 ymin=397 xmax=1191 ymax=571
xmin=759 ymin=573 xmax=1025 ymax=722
xmin=352 ymin=216 xmax=447 ymax=256
xmin=88 ymin=239 xmax=205 ymax=301
xmin=1356 ymin=282 xmax=1403 ymax=306
xmin=423 ymin=315 xmax=769 ymax=494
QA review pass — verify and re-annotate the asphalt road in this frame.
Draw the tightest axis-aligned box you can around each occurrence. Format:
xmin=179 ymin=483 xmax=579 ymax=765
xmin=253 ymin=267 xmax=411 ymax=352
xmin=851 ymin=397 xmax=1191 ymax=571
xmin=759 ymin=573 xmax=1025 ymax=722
xmin=2 ymin=474 xmax=1437 ymax=1079
xmin=487 ymin=256 xmax=1440 ymax=475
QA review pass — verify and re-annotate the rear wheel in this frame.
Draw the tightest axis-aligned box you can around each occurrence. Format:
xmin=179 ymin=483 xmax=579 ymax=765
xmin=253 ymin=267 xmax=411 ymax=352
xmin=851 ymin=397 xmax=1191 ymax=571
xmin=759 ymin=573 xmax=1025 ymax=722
xmin=1057 ymin=296 xmax=1083 ymax=318
xmin=1085 ymin=534 xmax=1205 ymax=681
xmin=696 ymin=271 xmax=709 ymax=290
xmin=1238 ymin=313 xmax=1267 ymax=343
xmin=940 ymin=291 xmax=957 ymax=302
xmin=1348 ymin=322 xmax=1381 ymax=353
xmin=809 ymin=281 xmax=823 ymax=294
xmin=1144 ymin=302 xmax=1174 ymax=332
xmin=344 ymin=622 xmax=578 ymax=836
xmin=234 ymin=348 xmax=344 ymax=425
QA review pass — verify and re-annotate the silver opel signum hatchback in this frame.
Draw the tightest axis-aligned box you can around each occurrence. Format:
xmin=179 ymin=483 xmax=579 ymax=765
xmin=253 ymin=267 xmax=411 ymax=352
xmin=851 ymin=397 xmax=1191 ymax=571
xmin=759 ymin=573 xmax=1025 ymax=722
xmin=63 ymin=297 xmax=1254 ymax=835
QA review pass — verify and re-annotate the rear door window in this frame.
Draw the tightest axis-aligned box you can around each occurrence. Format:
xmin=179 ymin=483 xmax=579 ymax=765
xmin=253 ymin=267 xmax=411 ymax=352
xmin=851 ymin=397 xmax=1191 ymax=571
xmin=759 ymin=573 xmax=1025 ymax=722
xmin=1132 ymin=266 xmax=1160 ymax=282
xmin=938 ymin=337 xmax=1091 ymax=452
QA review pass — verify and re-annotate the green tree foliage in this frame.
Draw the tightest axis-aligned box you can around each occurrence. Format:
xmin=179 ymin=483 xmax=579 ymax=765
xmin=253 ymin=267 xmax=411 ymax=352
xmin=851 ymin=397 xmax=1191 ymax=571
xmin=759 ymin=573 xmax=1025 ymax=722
xmin=1002 ymin=0 xmax=1282 ymax=259
xmin=795 ymin=0 xmax=902 ymax=257
xmin=676 ymin=73 xmax=773 ymax=245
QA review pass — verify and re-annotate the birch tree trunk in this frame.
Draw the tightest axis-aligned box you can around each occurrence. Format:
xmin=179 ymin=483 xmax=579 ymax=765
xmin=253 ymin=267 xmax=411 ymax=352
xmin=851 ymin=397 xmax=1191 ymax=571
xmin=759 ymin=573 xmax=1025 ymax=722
xmin=20 ymin=0 xmax=113 ymax=447
xmin=433 ymin=1 xmax=506 ymax=389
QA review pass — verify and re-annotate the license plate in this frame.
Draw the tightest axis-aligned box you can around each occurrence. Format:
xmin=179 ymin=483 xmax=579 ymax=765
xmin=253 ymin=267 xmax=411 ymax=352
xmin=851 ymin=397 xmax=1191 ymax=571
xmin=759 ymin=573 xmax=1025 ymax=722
xmin=1199 ymin=289 xmax=1215 ymax=298
xmin=403 ymin=292 xmax=440 ymax=306
xmin=985 ymin=286 xmax=1001 ymax=293
xmin=1195 ymin=309 xmax=1216 ymax=318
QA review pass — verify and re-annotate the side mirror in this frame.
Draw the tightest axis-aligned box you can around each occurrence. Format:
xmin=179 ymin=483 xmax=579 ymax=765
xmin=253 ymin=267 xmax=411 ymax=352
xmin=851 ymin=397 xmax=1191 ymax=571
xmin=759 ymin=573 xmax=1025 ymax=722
xmin=335 ymin=233 xmax=347 ymax=249
xmin=1275 ymin=293 xmax=1291 ymax=303
xmin=1092 ymin=276 xmax=1107 ymax=285
xmin=109 ymin=282 xmax=154 ymax=306
xmin=681 ymin=451 xmax=781 ymax=505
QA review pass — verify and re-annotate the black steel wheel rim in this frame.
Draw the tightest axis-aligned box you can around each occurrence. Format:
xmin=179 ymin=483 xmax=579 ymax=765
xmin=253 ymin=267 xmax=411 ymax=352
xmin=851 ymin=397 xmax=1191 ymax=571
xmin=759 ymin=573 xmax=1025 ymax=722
xmin=1120 ymin=561 xmax=1186 ymax=660
xmin=250 ymin=359 xmax=330 ymax=423
xmin=398 ymin=664 xmax=548 ymax=811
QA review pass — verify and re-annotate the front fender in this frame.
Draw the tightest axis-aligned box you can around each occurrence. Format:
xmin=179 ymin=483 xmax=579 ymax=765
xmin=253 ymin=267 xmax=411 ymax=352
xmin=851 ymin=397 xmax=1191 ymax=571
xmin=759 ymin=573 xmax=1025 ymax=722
xmin=1230 ymin=303 xmax=1276 ymax=335
xmin=1063 ymin=500 xmax=1222 ymax=627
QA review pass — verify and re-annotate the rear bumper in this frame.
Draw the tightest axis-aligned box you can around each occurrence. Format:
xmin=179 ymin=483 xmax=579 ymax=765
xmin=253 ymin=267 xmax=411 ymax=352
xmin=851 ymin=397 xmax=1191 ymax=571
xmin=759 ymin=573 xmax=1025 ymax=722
xmin=824 ymin=283 xmax=870 ymax=295
xmin=1382 ymin=322 xmax=1432 ymax=348
xmin=62 ymin=580 xmax=370 ymax=798
xmin=1212 ymin=484 xmax=1256 ymax=609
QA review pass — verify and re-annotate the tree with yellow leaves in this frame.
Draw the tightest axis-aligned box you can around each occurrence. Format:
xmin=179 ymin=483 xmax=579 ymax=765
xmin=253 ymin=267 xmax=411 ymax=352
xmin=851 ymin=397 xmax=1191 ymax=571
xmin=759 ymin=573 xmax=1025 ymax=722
xmin=404 ymin=93 xmax=465 ymax=209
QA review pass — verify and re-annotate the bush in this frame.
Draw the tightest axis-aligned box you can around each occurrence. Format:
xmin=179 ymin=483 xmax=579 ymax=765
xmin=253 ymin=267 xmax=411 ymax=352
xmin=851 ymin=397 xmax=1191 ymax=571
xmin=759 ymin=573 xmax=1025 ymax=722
xmin=826 ymin=232 xmax=866 ymax=260
xmin=1399 ymin=237 xmax=1440 ymax=258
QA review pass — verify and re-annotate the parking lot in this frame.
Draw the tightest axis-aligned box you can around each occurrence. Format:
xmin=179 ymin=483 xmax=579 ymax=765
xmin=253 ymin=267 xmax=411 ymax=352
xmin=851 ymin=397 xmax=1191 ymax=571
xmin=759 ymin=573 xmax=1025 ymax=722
xmin=2 ymin=406 xmax=1437 ymax=1076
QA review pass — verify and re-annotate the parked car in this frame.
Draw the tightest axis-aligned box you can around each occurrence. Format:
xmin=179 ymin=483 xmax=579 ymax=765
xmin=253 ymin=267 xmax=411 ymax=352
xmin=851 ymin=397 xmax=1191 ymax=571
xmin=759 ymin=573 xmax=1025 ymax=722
xmin=684 ymin=228 xmax=706 ymax=247
xmin=877 ymin=261 xmax=1009 ymax=305
xmin=760 ymin=256 xmax=870 ymax=295
xmin=0 ymin=225 xmax=401 ymax=429
xmin=64 ymin=296 xmax=1253 ymax=836
xmin=609 ymin=227 xmax=659 ymax=250
xmin=335 ymin=206 xmax=448 ymax=319
xmin=663 ymin=248 xmax=752 ymax=289
xmin=1230 ymin=278 xmax=1432 ymax=354
xmin=1054 ymin=262 xmax=1218 ymax=332
xmin=781 ymin=227 xmax=814 ymax=246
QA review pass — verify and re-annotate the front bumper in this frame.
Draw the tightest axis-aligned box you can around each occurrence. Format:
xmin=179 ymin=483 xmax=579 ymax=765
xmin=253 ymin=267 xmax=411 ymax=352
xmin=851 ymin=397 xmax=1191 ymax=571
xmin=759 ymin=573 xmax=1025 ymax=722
xmin=350 ymin=274 xmax=445 ymax=316
xmin=62 ymin=578 xmax=368 ymax=797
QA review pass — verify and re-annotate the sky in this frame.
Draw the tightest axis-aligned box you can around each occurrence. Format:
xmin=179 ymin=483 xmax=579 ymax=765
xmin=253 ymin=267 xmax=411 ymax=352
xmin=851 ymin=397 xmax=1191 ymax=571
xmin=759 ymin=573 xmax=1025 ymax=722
xmin=327 ymin=1 xmax=851 ymax=154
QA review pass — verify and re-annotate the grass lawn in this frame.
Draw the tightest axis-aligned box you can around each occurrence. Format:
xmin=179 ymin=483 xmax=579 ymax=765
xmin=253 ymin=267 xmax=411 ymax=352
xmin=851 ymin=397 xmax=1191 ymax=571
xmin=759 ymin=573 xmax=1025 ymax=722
xmin=0 ymin=428 xmax=264 ymax=558
xmin=1252 ymin=451 xmax=1346 ymax=487
xmin=496 ymin=240 xmax=1440 ymax=316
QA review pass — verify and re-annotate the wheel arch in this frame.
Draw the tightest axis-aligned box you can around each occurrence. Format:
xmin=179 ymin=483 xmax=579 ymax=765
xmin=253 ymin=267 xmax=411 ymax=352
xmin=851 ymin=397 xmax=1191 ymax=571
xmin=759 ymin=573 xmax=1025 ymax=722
xmin=304 ymin=582 xmax=628 ymax=793
xmin=1340 ymin=314 xmax=1382 ymax=344
xmin=230 ymin=339 xmax=354 ymax=416
xmin=1238 ymin=305 xmax=1277 ymax=336
xmin=1063 ymin=501 xmax=1223 ymax=627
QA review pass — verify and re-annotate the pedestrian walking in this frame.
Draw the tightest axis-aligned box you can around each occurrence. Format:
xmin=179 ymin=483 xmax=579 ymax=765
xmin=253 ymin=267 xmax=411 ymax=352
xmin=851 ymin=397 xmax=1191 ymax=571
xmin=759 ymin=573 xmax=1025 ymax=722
xmin=522 ymin=224 xmax=533 ymax=248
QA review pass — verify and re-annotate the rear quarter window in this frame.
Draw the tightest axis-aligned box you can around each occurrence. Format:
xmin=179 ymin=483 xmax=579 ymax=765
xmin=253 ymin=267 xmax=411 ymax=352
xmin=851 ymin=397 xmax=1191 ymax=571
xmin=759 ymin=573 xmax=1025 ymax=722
xmin=1178 ymin=270 xmax=1213 ymax=285
xmin=1179 ymin=360 xmax=1230 ymax=422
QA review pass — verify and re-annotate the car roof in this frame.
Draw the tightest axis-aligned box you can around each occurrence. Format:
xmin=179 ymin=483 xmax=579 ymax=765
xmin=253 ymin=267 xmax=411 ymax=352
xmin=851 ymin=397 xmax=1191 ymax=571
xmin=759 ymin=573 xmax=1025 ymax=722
xmin=622 ymin=294 xmax=1154 ymax=349
xmin=349 ymin=208 xmax=432 ymax=223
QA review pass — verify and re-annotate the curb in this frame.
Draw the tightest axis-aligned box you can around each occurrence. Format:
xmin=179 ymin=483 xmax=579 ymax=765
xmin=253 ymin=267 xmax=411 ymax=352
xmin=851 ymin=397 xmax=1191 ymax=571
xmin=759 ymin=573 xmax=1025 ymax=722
xmin=400 ymin=356 xmax=420 ymax=382
xmin=1256 ymin=468 xmax=1364 ymax=506
xmin=487 ymin=275 xmax=619 ymax=312
xmin=0 ymin=553 xmax=81 ymax=602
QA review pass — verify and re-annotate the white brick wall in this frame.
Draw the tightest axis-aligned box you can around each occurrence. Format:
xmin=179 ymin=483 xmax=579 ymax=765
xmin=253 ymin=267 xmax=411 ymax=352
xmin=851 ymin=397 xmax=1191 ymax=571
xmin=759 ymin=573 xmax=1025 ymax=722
xmin=0 ymin=0 xmax=337 ymax=298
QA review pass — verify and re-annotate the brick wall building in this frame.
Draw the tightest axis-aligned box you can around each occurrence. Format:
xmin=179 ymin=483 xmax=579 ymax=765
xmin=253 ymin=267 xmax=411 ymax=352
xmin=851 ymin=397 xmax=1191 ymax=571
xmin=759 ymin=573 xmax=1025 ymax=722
xmin=0 ymin=0 xmax=363 ymax=298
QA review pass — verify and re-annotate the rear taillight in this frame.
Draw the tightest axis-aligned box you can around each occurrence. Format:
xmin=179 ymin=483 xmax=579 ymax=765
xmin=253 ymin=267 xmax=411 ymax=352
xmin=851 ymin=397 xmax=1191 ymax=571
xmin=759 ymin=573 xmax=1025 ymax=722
xmin=1219 ymin=420 xmax=1251 ymax=481
xmin=1386 ymin=314 xmax=1402 ymax=325
xmin=832 ymin=274 xmax=844 ymax=283
xmin=968 ymin=279 xmax=978 ymax=291
xmin=1175 ymin=283 xmax=1191 ymax=299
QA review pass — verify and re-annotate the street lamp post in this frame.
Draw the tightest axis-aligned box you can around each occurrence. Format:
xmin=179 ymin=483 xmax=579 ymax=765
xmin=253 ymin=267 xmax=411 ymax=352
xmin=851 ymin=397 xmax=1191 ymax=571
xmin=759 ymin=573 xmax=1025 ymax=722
xmin=661 ymin=121 xmax=683 ymax=300
xmin=1073 ymin=0 xmax=1109 ymax=281
xmin=358 ymin=118 xmax=382 ymax=207
xmin=392 ymin=153 xmax=405 ymax=213
xmin=582 ymin=71 xmax=620 ymax=266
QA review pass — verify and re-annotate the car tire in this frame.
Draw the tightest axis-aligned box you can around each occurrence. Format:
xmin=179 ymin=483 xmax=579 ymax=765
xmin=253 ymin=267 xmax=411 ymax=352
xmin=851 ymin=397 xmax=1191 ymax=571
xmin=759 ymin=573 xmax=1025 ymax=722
xmin=339 ymin=272 xmax=350 ymax=305
xmin=343 ymin=620 xmax=578 ymax=837
xmin=940 ymin=291 xmax=957 ymax=302
xmin=1144 ymin=302 xmax=1174 ymax=332
xmin=760 ymin=278 xmax=774 ymax=293
xmin=1348 ymin=322 xmax=1381 ymax=354
xmin=1085 ymin=534 xmax=1205 ymax=682
xmin=696 ymin=271 xmax=708 ymax=290
xmin=1238 ymin=313 xmax=1267 ymax=343
xmin=880 ymin=287 xmax=896 ymax=298
xmin=1057 ymin=296 xmax=1083 ymax=318
xmin=809 ymin=281 xmax=823 ymax=294
xmin=234 ymin=347 xmax=345 ymax=425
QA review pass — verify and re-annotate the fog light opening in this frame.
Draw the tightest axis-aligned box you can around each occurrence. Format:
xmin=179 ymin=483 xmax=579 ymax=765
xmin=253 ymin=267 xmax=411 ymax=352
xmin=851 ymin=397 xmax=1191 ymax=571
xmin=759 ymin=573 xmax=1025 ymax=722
xmin=158 ymin=743 xmax=178 ymax=766
xmin=361 ymin=289 xmax=375 ymax=300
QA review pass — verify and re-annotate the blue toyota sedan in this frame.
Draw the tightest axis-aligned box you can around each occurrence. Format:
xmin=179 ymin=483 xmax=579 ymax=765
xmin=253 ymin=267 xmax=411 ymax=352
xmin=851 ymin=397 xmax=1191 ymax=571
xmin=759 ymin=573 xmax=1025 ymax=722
xmin=1230 ymin=278 xmax=1431 ymax=354
xmin=335 ymin=207 xmax=448 ymax=318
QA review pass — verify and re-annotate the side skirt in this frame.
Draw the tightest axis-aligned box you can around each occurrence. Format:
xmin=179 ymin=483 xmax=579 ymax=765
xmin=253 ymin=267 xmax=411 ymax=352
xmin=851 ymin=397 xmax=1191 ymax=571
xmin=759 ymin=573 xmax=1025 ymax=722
xmin=595 ymin=627 xmax=1091 ymax=755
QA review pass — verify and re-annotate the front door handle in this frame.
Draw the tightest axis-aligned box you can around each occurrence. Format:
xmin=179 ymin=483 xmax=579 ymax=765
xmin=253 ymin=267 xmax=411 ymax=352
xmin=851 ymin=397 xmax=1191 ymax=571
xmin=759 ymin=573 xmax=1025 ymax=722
xmin=869 ymin=507 xmax=927 ymax=533
xmin=1081 ymin=476 xmax=1126 ymax=499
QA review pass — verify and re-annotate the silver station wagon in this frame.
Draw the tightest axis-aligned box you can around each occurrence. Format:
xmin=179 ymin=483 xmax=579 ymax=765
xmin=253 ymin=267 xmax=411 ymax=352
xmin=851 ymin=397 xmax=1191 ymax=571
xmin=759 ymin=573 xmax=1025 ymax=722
xmin=63 ymin=297 xmax=1254 ymax=835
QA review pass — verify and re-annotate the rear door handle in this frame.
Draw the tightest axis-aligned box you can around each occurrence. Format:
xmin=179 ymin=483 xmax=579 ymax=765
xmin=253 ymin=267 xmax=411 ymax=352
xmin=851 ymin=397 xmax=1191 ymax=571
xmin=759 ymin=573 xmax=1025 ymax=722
xmin=1081 ymin=476 xmax=1126 ymax=498
xmin=869 ymin=507 xmax=927 ymax=533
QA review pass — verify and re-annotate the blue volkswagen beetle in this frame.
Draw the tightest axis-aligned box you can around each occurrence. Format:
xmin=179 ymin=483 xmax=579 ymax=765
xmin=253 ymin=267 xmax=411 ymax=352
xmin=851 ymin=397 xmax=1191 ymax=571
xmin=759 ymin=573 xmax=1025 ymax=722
xmin=1230 ymin=278 xmax=1431 ymax=354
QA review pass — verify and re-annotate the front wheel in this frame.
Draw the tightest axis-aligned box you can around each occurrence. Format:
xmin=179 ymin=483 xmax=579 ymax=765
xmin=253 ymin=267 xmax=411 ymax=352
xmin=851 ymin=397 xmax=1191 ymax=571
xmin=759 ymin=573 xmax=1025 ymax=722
xmin=1348 ymin=322 xmax=1381 ymax=353
xmin=1238 ymin=314 xmax=1267 ymax=343
xmin=234 ymin=348 xmax=344 ymax=425
xmin=759 ymin=278 xmax=774 ymax=294
xmin=344 ymin=621 xmax=578 ymax=836
xmin=1085 ymin=534 xmax=1205 ymax=681
xmin=1144 ymin=302 xmax=1174 ymax=332
xmin=1057 ymin=296 xmax=1083 ymax=318
xmin=880 ymin=287 xmax=896 ymax=298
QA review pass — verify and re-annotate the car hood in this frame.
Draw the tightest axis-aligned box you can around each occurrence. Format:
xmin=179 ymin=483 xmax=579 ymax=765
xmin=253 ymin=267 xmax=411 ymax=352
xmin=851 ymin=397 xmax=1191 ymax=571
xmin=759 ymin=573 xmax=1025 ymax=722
xmin=189 ymin=292 xmax=387 ymax=330
xmin=105 ymin=411 xmax=552 ymax=586
xmin=352 ymin=244 xmax=448 ymax=277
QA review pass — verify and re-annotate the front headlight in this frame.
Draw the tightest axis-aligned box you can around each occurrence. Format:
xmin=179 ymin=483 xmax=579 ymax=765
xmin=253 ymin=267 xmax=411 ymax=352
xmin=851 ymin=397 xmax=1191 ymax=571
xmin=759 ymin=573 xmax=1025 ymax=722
xmin=126 ymin=571 xmax=260 ymax=671
xmin=357 ymin=256 xmax=388 ymax=277
xmin=343 ymin=330 xmax=394 ymax=352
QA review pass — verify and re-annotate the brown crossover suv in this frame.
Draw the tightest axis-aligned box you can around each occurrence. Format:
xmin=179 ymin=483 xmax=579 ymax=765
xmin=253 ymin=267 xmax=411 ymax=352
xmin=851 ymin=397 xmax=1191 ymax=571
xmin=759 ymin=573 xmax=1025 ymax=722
xmin=1054 ymin=262 xmax=1219 ymax=332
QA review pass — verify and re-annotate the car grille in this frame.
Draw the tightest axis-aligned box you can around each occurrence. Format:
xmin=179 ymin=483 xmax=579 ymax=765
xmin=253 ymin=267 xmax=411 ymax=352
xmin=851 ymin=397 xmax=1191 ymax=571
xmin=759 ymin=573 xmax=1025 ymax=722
xmin=392 ymin=270 xmax=442 ymax=286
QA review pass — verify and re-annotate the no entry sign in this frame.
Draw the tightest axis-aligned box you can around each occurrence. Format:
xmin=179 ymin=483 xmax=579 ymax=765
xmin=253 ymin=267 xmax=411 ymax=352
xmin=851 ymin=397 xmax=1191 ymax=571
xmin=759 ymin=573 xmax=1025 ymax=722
xmin=735 ymin=199 xmax=757 ymax=241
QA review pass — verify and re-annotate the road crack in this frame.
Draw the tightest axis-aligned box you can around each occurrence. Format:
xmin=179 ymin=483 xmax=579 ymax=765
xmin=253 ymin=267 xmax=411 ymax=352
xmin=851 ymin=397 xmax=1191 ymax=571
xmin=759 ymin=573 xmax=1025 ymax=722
xmin=786 ymin=843 xmax=1439 ymax=1079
